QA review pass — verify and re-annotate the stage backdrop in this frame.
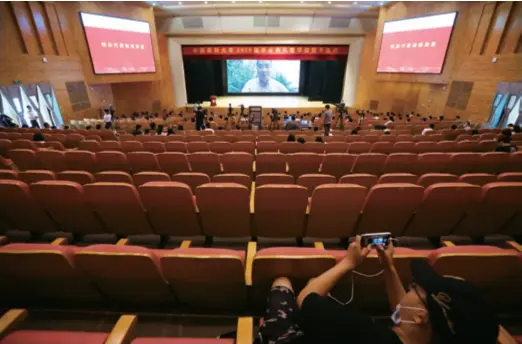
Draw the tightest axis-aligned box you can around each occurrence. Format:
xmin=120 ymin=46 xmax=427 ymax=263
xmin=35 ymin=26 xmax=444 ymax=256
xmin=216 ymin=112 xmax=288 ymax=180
xmin=182 ymin=45 xmax=349 ymax=104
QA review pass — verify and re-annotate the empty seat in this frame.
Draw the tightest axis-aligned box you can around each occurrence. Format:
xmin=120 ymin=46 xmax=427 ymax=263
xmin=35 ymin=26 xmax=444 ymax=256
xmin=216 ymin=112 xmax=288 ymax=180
xmin=96 ymin=151 xmax=131 ymax=172
xmin=156 ymin=152 xmax=190 ymax=176
xmin=165 ymin=141 xmax=187 ymax=153
xmin=458 ymin=173 xmax=496 ymax=186
xmin=0 ymin=330 xmax=109 ymax=344
xmin=306 ymin=184 xmax=366 ymax=238
xmin=85 ymin=135 xmax=102 ymax=142
xmin=339 ymin=174 xmax=377 ymax=188
xmin=456 ymin=140 xmax=476 ymax=152
xmin=139 ymin=182 xmax=201 ymax=236
xmin=121 ymin=141 xmax=144 ymax=153
xmin=9 ymin=149 xmax=42 ymax=171
xmin=95 ymin=171 xmax=133 ymax=184
xmin=417 ymin=173 xmax=459 ymax=187
xmin=187 ymin=141 xmax=210 ymax=153
xmin=0 ymin=139 xmax=12 ymax=157
xmin=352 ymin=153 xmax=387 ymax=175
xmin=357 ymin=184 xmax=424 ymax=236
xmin=160 ymin=248 xmax=247 ymax=310
xmin=325 ymin=136 xmax=346 ymax=143
xmin=220 ymin=152 xmax=254 ymax=178
xmin=12 ymin=139 xmax=36 ymax=150
xmin=0 ymin=180 xmax=57 ymax=233
xmin=320 ymin=153 xmax=356 ymax=179
xmin=297 ymin=174 xmax=336 ymax=196
xmin=256 ymin=153 xmax=287 ymax=174
xmin=210 ymin=141 xmax=232 ymax=154
xmin=415 ymin=141 xmax=437 ymax=153
xmin=497 ymin=172 xmax=522 ymax=182
xmin=349 ymin=142 xmax=372 ymax=154
xmin=392 ymin=141 xmax=415 ymax=153
xmin=436 ymin=141 xmax=456 ymax=152
xmin=416 ymin=153 xmax=450 ymax=174
xmin=254 ymin=185 xmax=308 ymax=238
xmin=233 ymin=141 xmax=255 ymax=155
xmin=19 ymin=170 xmax=56 ymax=184
xmin=287 ymin=153 xmax=322 ymax=179
xmin=171 ymin=172 xmax=211 ymax=194
xmin=100 ymin=141 xmax=122 ymax=151
xmin=65 ymin=151 xmax=98 ymax=173
xmin=0 ymin=170 xmax=18 ymax=180
xmin=78 ymin=140 xmax=101 ymax=152
xmin=0 ymin=243 xmax=103 ymax=307
xmin=383 ymin=153 xmax=418 ymax=173
xmin=452 ymin=182 xmax=522 ymax=236
xmin=477 ymin=140 xmax=498 ymax=152
xmin=279 ymin=142 xmax=301 ymax=154
xmin=188 ymin=152 xmax=221 ymax=177
xmin=213 ymin=173 xmax=251 ymax=190
xmin=31 ymin=181 xmax=105 ymax=234
xmin=133 ymin=172 xmax=170 ymax=186
xmin=256 ymin=173 xmax=294 ymax=186
xmin=404 ymin=183 xmax=481 ymax=237
xmin=479 ymin=152 xmax=511 ymax=174
xmin=36 ymin=150 xmax=67 ymax=172
xmin=378 ymin=173 xmax=417 ymax=184
xmin=76 ymin=245 xmax=175 ymax=306
xmin=56 ymin=171 xmax=95 ymax=185
xmin=257 ymin=141 xmax=279 ymax=153
xmin=364 ymin=135 xmax=379 ymax=143
xmin=142 ymin=142 xmax=165 ymax=153
xmin=324 ymin=142 xmax=349 ymax=153
xmin=371 ymin=142 xmax=393 ymax=154
xmin=510 ymin=151 xmax=522 ymax=172
xmin=84 ymin=183 xmax=153 ymax=236
xmin=196 ymin=183 xmax=251 ymax=237
xmin=127 ymin=152 xmax=161 ymax=173
xmin=303 ymin=142 xmax=325 ymax=154
xmin=446 ymin=153 xmax=479 ymax=175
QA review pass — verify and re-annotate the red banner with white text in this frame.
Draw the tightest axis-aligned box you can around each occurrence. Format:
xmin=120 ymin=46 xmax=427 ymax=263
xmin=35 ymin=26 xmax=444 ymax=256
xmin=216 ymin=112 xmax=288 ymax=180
xmin=182 ymin=45 xmax=349 ymax=61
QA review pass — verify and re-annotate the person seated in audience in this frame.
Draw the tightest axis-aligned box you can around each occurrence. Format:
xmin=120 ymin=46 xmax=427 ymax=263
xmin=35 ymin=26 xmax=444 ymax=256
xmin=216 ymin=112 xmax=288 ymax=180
xmin=450 ymin=124 xmax=457 ymax=130
xmin=384 ymin=117 xmax=394 ymax=127
xmin=463 ymin=121 xmax=472 ymax=130
xmin=32 ymin=132 xmax=45 ymax=143
xmin=51 ymin=126 xmax=57 ymax=129
xmin=513 ymin=125 xmax=521 ymax=134
xmin=351 ymin=128 xmax=360 ymax=135
xmin=177 ymin=124 xmax=184 ymax=131
xmin=21 ymin=124 xmax=28 ymax=128
xmin=95 ymin=124 xmax=102 ymax=130
xmin=384 ymin=129 xmax=392 ymax=135
xmin=471 ymin=129 xmax=479 ymax=136
xmin=285 ymin=116 xmax=299 ymax=131
xmin=313 ymin=127 xmax=319 ymax=133
xmin=144 ymin=129 xmax=150 ymax=135
xmin=132 ymin=124 xmax=143 ymax=136
xmin=495 ymin=134 xmax=518 ymax=153
xmin=501 ymin=128 xmax=512 ymax=137
xmin=255 ymin=236 xmax=499 ymax=344
xmin=202 ymin=124 xmax=215 ymax=134
xmin=439 ymin=116 xmax=445 ymax=121
xmin=85 ymin=125 xmax=92 ymax=130
xmin=150 ymin=122 xmax=157 ymax=132
xmin=156 ymin=124 xmax=164 ymax=136
xmin=297 ymin=137 xmax=305 ymax=144
xmin=167 ymin=128 xmax=175 ymax=136
xmin=287 ymin=134 xmax=296 ymax=142
xmin=63 ymin=125 xmax=70 ymax=130
xmin=315 ymin=136 xmax=324 ymax=143
xmin=43 ymin=122 xmax=50 ymax=129
xmin=421 ymin=123 xmax=435 ymax=136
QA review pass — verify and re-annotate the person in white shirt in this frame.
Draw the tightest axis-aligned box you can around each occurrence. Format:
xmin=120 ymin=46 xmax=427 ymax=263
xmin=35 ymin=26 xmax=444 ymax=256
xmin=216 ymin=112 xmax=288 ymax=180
xmin=103 ymin=109 xmax=112 ymax=129
xmin=421 ymin=123 xmax=435 ymax=135
xmin=242 ymin=60 xmax=289 ymax=93
xmin=384 ymin=117 xmax=394 ymax=127
xmin=26 ymin=106 xmax=39 ymax=128
xmin=463 ymin=121 xmax=472 ymax=130
xmin=202 ymin=124 xmax=214 ymax=134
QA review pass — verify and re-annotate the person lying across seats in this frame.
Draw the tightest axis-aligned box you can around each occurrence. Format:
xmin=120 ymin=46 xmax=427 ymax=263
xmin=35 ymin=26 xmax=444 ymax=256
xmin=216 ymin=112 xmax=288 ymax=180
xmin=255 ymin=236 xmax=499 ymax=344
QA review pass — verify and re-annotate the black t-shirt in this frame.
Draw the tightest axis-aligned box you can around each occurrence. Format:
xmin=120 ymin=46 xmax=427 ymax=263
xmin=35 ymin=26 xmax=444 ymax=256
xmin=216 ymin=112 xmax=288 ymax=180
xmin=299 ymin=293 xmax=403 ymax=344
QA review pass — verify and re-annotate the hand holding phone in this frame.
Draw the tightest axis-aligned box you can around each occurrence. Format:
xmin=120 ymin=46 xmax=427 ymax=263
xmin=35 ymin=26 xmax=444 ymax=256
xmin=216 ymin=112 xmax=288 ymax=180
xmin=360 ymin=232 xmax=392 ymax=248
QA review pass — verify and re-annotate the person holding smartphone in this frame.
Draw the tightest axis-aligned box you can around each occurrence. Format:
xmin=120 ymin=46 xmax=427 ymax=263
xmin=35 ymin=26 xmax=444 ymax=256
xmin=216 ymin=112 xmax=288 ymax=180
xmin=255 ymin=236 xmax=499 ymax=344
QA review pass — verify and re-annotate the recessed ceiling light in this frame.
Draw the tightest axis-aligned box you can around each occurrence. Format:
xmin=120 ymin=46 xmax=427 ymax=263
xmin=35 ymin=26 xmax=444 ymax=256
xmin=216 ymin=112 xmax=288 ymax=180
xmin=178 ymin=1 xmax=182 ymax=4
xmin=328 ymin=1 xmax=331 ymax=3
xmin=205 ymin=0 xmax=208 ymax=3
xmin=353 ymin=1 xmax=357 ymax=4
xmin=380 ymin=1 xmax=384 ymax=4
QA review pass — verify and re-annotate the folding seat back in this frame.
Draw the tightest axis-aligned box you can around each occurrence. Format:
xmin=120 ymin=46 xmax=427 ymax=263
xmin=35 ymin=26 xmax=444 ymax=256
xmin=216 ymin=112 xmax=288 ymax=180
xmin=56 ymin=171 xmax=94 ymax=185
xmin=85 ymin=135 xmax=102 ymax=142
xmin=256 ymin=152 xmax=286 ymax=174
xmin=167 ymin=135 xmax=186 ymax=143
xmin=417 ymin=173 xmax=458 ymax=187
xmin=155 ymin=152 xmax=190 ymax=176
xmin=510 ymin=151 xmax=522 ymax=172
xmin=404 ymin=183 xmax=481 ymax=237
xmin=429 ymin=246 xmax=522 ymax=310
xmin=364 ymin=135 xmax=379 ymax=143
xmin=31 ymin=181 xmax=105 ymax=234
xmin=121 ymin=141 xmax=144 ymax=153
xmin=349 ymin=142 xmax=371 ymax=154
xmin=213 ymin=173 xmax=251 ymax=189
xmin=203 ymin=135 xmax=219 ymax=143
xmin=378 ymin=173 xmax=417 ymax=184
xmin=357 ymin=184 xmax=424 ymax=236
xmin=393 ymin=141 xmax=415 ymax=153
xmin=254 ymin=185 xmax=308 ymax=237
xmin=415 ymin=141 xmax=437 ymax=153
xmin=139 ymin=182 xmax=200 ymax=236
xmin=458 ymin=173 xmax=496 ymax=186
xmin=220 ymin=152 xmax=254 ymax=178
xmin=457 ymin=134 xmax=472 ymax=142
xmin=256 ymin=173 xmax=294 ymax=186
xmin=416 ymin=153 xmax=450 ymax=174
xmin=479 ymin=152 xmax=511 ymax=174
xmin=257 ymin=141 xmax=279 ymax=153
xmin=306 ymin=184 xmax=366 ymax=238
xmin=452 ymin=182 xmax=522 ymax=236
xmin=280 ymin=142 xmax=301 ymax=154
xmin=352 ymin=153 xmax=387 ymax=175
xmin=430 ymin=134 xmax=444 ymax=142
xmin=324 ymin=142 xmax=349 ymax=154
xmin=0 ymin=170 xmax=18 ymax=180
xmin=258 ymin=135 xmax=273 ymax=142
xmin=165 ymin=141 xmax=187 ymax=153
xmin=78 ymin=140 xmax=101 ymax=152
xmin=325 ymin=136 xmax=346 ymax=143
xmin=99 ymin=130 xmax=117 ymax=141
xmin=8 ymin=149 xmax=42 ymax=171
xmin=95 ymin=171 xmax=133 ymax=184
xmin=127 ymin=152 xmax=161 ymax=173
xmin=0 ymin=244 xmax=103 ymax=306
xmin=476 ymin=140 xmax=499 ymax=153
xmin=34 ymin=150 xmax=66 ymax=173
xmin=0 ymin=138 xmax=12 ymax=157
xmin=160 ymin=248 xmax=247 ymax=310
xmin=171 ymin=172 xmax=211 ymax=194
xmin=6 ymin=133 xmax=22 ymax=140
xmin=119 ymin=134 xmax=135 ymax=142
xmin=297 ymin=174 xmax=336 ymax=196
xmin=302 ymin=142 xmax=325 ymax=154
xmin=196 ymin=183 xmax=251 ymax=237
xmin=497 ymin=172 xmax=522 ymax=182
xmin=446 ymin=153 xmax=479 ymax=175
xmin=339 ymin=174 xmax=377 ymax=188
xmin=65 ymin=150 xmax=99 ymax=173
xmin=133 ymin=172 xmax=170 ymax=186
xmin=84 ymin=183 xmax=153 ymax=235
xmin=12 ymin=139 xmax=36 ymax=150
xmin=76 ymin=245 xmax=175 ymax=306
xmin=396 ymin=134 xmax=413 ymax=142
xmin=456 ymin=140 xmax=476 ymax=152
xmin=223 ymin=135 xmax=238 ymax=143
xmin=436 ymin=140 xmax=456 ymax=152
xmin=287 ymin=153 xmax=322 ymax=179
xmin=188 ymin=152 xmax=221 ymax=177
xmin=370 ymin=142 xmax=393 ymax=155
xmin=383 ymin=153 xmax=417 ymax=173
xmin=96 ymin=151 xmax=131 ymax=172
xmin=210 ymin=141 xmax=232 ymax=154
xmin=187 ymin=141 xmax=210 ymax=153
xmin=232 ymin=141 xmax=255 ymax=155
xmin=319 ymin=153 xmax=354 ymax=180
xmin=143 ymin=141 xmax=165 ymax=153
xmin=19 ymin=170 xmax=55 ymax=184
xmin=274 ymin=135 xmax=288 ymax=143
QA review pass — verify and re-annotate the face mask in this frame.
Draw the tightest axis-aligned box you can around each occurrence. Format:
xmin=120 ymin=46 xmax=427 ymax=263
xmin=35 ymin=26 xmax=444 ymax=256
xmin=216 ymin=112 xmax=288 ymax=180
xmin=391 ymin=304 xmax=426 ymax=326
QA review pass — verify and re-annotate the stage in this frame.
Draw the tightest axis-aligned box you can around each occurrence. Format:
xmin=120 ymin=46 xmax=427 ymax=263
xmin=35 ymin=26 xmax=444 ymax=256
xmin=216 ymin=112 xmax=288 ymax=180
xmin=199 ymin=95 xmax=326 ymax=109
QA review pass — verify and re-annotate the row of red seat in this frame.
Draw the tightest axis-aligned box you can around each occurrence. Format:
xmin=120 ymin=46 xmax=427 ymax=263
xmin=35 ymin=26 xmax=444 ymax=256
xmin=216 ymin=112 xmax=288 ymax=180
xmin=6 ymin=149 xmax=522 ymax=178
xmin=0 ymin=242 xmax=520 ymax=313
xmin=1 ymin=179 xmax=521 ymax=238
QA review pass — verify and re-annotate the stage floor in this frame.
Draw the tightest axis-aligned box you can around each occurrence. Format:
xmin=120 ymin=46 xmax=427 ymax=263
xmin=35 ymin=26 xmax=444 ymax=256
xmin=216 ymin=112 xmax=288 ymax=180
xmin=200 ymin=95 xmax=325 ymax=109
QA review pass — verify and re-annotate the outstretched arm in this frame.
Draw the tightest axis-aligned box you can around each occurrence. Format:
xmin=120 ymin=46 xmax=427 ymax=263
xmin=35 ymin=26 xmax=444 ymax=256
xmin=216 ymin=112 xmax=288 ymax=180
xmin=376 ymin=243 xmax=406 ymax=310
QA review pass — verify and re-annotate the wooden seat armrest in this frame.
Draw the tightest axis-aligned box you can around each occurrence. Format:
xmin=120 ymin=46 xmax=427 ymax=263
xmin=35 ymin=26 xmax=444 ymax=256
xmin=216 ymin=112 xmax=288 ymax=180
xmin=180 ymin=240 xmax=191 ymax=249
xmin=0 ymin=309 xmax=27 ymax=338
xmin=314 ymin=242 xmax=325 ymax=250
xmin=104 ymin=314 xmax=137 ymax=344
xmin=51 ymin=238 xmax=68 ymax=245
xmin=506 ymin=241 xmax=522 ymax=252
xmin=442 ymin=241 xmax=455 ymax=247
xmin=245 ymin=241 xmax=257 ymax=287
xmin=498 ymin=325 xmax=518 ymax=344
xmin=116 ymin=238 xmax=129 ymax=246
xmin=236 ymin=317 xmax=253 ymax=344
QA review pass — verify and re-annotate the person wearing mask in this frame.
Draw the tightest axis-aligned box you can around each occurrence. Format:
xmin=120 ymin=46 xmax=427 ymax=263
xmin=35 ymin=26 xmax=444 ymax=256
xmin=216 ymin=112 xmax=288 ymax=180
xmin=323 ymin=105 xmax=333 ymax=137
xmin=255 ymin=236 xmax=499 ymax=344
xmin=421 ymin=124 xmax=435 ymax=136
xmin=26 ymin=106 xmax=39 ymax=128
xmin=287 ymin=134 xmax=296 ymax=142
xmin=285 ymin=116 xmax=299 ymax=131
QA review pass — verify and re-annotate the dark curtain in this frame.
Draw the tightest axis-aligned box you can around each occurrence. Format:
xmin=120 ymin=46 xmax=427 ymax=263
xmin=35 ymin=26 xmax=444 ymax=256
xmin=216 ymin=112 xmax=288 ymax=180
xmin=301 ymin=60 xmax=347 ymax=104
xmin=183 ymin=59 xmax=225 ymax=104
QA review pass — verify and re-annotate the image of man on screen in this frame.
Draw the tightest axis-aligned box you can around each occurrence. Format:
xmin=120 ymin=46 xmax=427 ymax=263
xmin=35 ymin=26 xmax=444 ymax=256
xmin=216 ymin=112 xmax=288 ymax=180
xmin=241 ymin=60 xmax=289 ymax=93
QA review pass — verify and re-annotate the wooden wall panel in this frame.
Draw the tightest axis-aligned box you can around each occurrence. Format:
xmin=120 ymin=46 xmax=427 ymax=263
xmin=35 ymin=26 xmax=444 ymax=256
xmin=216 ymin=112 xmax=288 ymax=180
xmin=500 ymin=1 xmax=522 ymax=54
xmin=484 ymin=1 xmax=513 ymax=56
xmin=470 ymin=4 xmax=496 ymax=56
xmin=28 ymin=2 xmax=55 ymax=55
xmin=44 ymin=2 xmax=67 ymax=56
xmin=11 ymin=2 xmax=41 ymax=55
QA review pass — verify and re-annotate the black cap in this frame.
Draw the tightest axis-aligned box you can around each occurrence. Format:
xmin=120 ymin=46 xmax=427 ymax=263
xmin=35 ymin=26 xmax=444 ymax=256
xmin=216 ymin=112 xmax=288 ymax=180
xmin=411 ymin=260 xmax=499 ymax=344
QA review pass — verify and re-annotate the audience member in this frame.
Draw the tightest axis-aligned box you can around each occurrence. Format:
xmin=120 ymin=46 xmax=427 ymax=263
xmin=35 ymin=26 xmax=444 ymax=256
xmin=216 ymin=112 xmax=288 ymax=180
xmin=421 ymin=123 xmax=435 ymax=136
xmin=95 ymin=124 xmax=102 ymax=130
xmin=167 ymin=128 xmax=174 ymax=136
xmin=103 ymin=109 xmax=112 ymax=128
xmin=144 ymin=129 xmax=150 ymax=135
xmin=43 ymin=122 xmax=50 ymax=129
xmin=513 ymin=125 xmax=521 ymax=133
xmin=132 ymin=124 xmax=143 ymax=136
xmin=86 ymin=125 xmax=92 ymax=130
xmin=287 ymin=134 xmax=296 ymax=142
xmin=450 ymin=124 xmax=457 ymax=130
xmin=315 ymin=137 xmax=324 ymax=143
xmin=463 ymin=121 xmax=472 ymax=130
xmin=26 ymin=105 xmax=39 ymax=128
xmin=177 ymin=124 xmax=184 ymax=131
xmin=156 ymin=124 xmax=164 ymax=136
xmin=32 ymin=132 xmax=45 ymax=143
xmin=496 ymin=134 xmax=518 ymax=153
xmin=285 ymin=116 xmax=299 ymax=130
xmin=323 ymin=105 xmax=332 ymax=136
xmin=297 ymin=137 xmax=305 ymax=144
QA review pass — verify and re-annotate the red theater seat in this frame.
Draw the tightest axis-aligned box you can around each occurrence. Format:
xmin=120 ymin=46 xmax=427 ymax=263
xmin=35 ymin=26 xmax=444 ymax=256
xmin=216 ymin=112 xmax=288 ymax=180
xmin=36 ymin=150 xmax=67 ymax=172
xmin=297 ymin=174 xmax=336 ymax=196
xmin=220 ymin=152 xmax=254 ymax=178
xmin=352 ymin=153 xmax=386 ymax=175
xmin=96 ymin=151 xmax=131 ymax=172
xmin=165 ymin=141 xmax=187 ymax=153
xmin=446 ymin=153 xmax=479 ymax=175
xmin=56 ymin=171 xmax=95 ymax=185
xmin=320 ymin=153 xmax=356 ymax=179
xmin=210 ymin=141 xmax=232 ymax=154
xmin=11 ymin=139 xmax=37 ymax=150
xmin=349 ymin=142 xmax=371 ymax=154
xmin=479 ymin=152 xmax=512 ymax=174
xmin=188 ymin=152 xmax=221 ymax=177
xmin=100 ymin=141 xmax=122 ymax=152
xmin=287 ymin=153 xmax=323 ymax=179
xmin=0 ymin=170 xmax=18 ymax=180
xmin=279 ymin=142 xmax=300 ymax=154
xmin=497 ymin=172 xmax=522 ymax=182
xmin=133 ymin=172 xmax=170 ymax=186
xmin=417 ymin=173 xmax=458 ymax=187
xmin=0 ymin=330 xmax=108 ymax=344
xmin=9 ymin=149 xmax=42 ymax=171
xmin=156 ymin=152 xmax=190 ymax=175
xmin=416 ymin=153 xmax=450 ymax=174
xmin=121 ymin=141 xmax=144 ymax=153
xmin=378 ymin=173 xmax=417 ymax=184
xmin=383 ymin=153 xmax=418 ymax=173
xmin=19 ymin=170 xmax=56 ymax=184
xmin=143 ymin=142 xmax=165 ymax=153
xmin=95 ymin=171 xmax=133 ymax=184
xmin=78 ymin=140 xmax=101 ymax=152
xmin=256 ymin=173 xmax=294 ymax=186
xmin=213 ymin=173 xmax=251 ymax=190
xmin=393 ymin=141 xmax=415 ymax=153
xmin=256 ymin=153 xmax=287 ymax=174
xmin=171 ymin=172 xmax=211 ymax=194
xmin=339 ymin=173 xmax=377 ymax=188
xmin=324 ymin=142 xmax=349 ymax=153
xmin=65 ymin=151 xmax=98 ymax=173
xmin=127 ymin=152 xmax=161 ymax=173
xmin=458 ymin=173 xmax=496 ymax=186
xmin=187 ymin=141 xmax=210 ymax=153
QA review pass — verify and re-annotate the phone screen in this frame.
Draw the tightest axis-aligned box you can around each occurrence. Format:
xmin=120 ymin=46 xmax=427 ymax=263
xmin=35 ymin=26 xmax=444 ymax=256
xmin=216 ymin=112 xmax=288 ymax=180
xmin=362 ymin=234 xmax=391 ymax=247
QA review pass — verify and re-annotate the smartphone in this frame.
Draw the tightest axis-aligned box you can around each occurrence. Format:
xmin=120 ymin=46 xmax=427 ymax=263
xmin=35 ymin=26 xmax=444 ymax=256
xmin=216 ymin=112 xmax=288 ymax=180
xmin=360 ymin=232 xmax=392 ymax=248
